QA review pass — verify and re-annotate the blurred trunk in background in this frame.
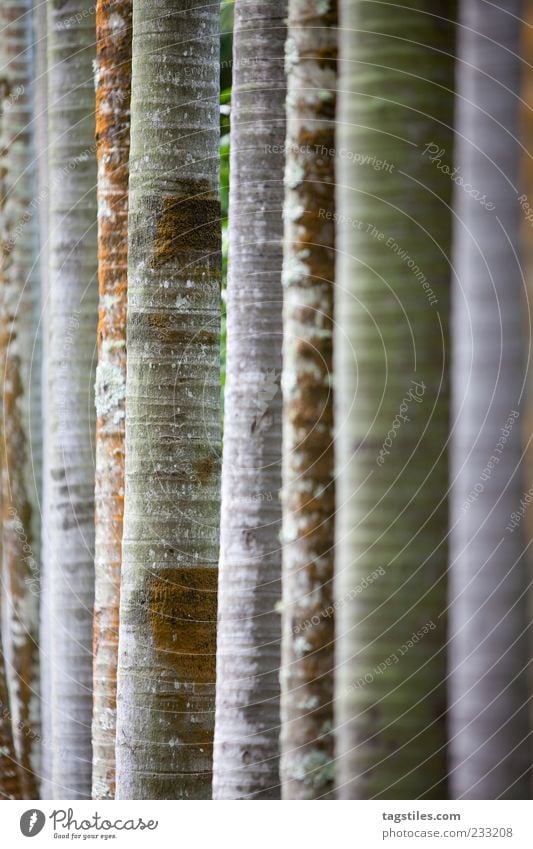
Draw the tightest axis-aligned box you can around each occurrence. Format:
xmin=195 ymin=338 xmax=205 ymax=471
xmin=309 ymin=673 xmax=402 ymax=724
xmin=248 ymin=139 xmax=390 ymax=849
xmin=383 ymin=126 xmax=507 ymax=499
xmin=334 ymin=0 xmax=455 ymax=799
xmin=450 ymin=0 xmax=531 ymax=799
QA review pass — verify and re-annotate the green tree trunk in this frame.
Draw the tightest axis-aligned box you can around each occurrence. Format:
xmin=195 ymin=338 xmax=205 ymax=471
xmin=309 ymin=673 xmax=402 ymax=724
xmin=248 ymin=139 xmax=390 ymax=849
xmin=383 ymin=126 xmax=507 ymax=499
xmin=334 ymin=0 xmax=455 ymax=799
xmin=450 ymin=0 xmax=532 ymax=799
xmin=46 ymin=0 xmax=98 ymax=799
xmin=115 ymin=0 xmax=221 ymax=800
xmin=212 ymin=0 xmax=286 ymax=800
xmin=280 ymin=0 xmax=337 ymax=800
xmin=0 ymin=0 xmax=40 ymax=799
xmin=92 ymin=0 xmax=132 ymax=801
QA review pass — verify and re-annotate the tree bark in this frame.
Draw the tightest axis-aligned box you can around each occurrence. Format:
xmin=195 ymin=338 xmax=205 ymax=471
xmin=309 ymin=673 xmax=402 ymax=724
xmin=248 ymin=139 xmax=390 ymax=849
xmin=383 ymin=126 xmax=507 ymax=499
xmin=334 ymin=0 xmax=455 ymax=798
xmin=0 ymin=626 xmax=21 ymax=799
xmin=520 ymin=0 xmax=533 ymax=758
xmin=34 ymin=0 xmax=52 ymax=801
xmin=0 ymin=0 xmax=40 ymax=799
xmin=46 ymin=0 xmax=98 ymax=799
xmin=0 ymin=43 xmax=22 ymax=804
xmin=92 ymin=0 xmax=132 ymax=801
xmin=115 ymin=0 xmax=221 ymax=800
xmin=212 ymin=0 xmax=286 ymax=800
xmin=280 ymin=0 xmax=336 ymax=800
xmin=450 ymin=0 xmax=532 ymax=799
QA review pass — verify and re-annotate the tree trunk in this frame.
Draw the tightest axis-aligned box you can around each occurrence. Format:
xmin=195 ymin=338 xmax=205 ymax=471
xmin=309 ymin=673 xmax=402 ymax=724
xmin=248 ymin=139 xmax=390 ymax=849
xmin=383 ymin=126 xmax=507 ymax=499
xmin=280 ymin=0 xmax=336 ymax=800
xmin=115 ymin=0 xmax=221 ymax=800
xmin=520 ymin=0 xmax=533 ymax=753
xmin=92 ymin=0 xmax=132 ymax=801
xmin=334 ymin=0 xmax=455 ymax=798
xmin=46 ymin=0 xmax=98 ymax=799
xmin=0 ymin=49 xmax=22 ymax=804
xmin=450 ymin=0 xmax=532 ymax=799
xmin=0 ymin=0 xmax=40 ymax=799
xmin=34 ymin=0 xmax=52 ymax=801
xmin=212 ymin=0 xmax=286 ymax=800
xmin=0 ymin=626 xmax=21 ymax=799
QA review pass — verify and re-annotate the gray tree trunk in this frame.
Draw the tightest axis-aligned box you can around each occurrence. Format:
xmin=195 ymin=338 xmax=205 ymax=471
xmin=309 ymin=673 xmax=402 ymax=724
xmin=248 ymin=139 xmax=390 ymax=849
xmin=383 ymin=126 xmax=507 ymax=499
xmin=334 ymin=0 xmax=455 ymax=798
xmin=34 ymin=0 xmax=52 ymax=801
xmin=0 ymin=0 xmax=41 ymax=799
xmin=46 ymin=0 xmax=98 ymax=799
xmin=115 ymin=0 xmax=221 ymax=800
xmin=213 ymin=0 xmax=286 ymax=800
xmin=450 ymin=0 xmax=532 ymax=799
xmin=280 ymin=0 xmax=337 ymax=800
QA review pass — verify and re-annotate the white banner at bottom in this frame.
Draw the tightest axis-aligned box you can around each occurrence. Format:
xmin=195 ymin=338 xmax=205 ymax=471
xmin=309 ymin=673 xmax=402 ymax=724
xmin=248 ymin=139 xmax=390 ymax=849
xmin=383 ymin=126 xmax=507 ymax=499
xmin=2 ymin=800 xmax=530 ymax=848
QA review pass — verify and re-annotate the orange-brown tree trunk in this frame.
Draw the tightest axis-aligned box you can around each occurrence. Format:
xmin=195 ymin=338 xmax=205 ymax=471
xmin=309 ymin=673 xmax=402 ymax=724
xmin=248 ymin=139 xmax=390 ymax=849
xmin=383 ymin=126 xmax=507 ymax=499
xmin=92 ymin=0 xmax=132 ymax=801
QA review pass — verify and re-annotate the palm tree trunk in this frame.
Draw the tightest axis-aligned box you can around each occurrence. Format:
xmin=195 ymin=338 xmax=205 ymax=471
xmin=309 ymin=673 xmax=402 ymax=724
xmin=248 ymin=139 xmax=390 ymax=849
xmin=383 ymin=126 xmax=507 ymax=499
xmin=92 ymin=0 xmax=132 ymax=801
xmin=0 ymin=627 xmax=21 ymax=799
xmin=280 ymin=0 xmax=337 ymax=800
xmin=450 ymin=0 xmax=532 ymax=799
xmin=520 ymin=0 xmax=533 ymax=751
xmin=46 ymin=0 xmax=98 ymax=799
xmin=212 ymin=0 xmax=286 ymax=800
xmin=115 ymin=0 xmax=221 ymax=800
xmin=334 ymin=0 xmax=455 ymax=798
xmin=0 ymin=49 xmax=22 ymax=804
xmin=34 ymin=0 xmax=52 ymax=801
xmin=0 ymin=0 xmax=40 ymax=799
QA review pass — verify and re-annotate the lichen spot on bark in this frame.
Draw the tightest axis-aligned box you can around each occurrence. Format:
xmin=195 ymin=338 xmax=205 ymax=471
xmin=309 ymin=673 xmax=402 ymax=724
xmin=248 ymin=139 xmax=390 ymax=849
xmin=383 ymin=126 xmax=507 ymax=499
xmin=95 ymin=361 xmax=126 ymax=422
xmin=298 ymin=750 xmax=335 ymax=790
xmin=316 ymin=0 xmax=332 ymax=17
